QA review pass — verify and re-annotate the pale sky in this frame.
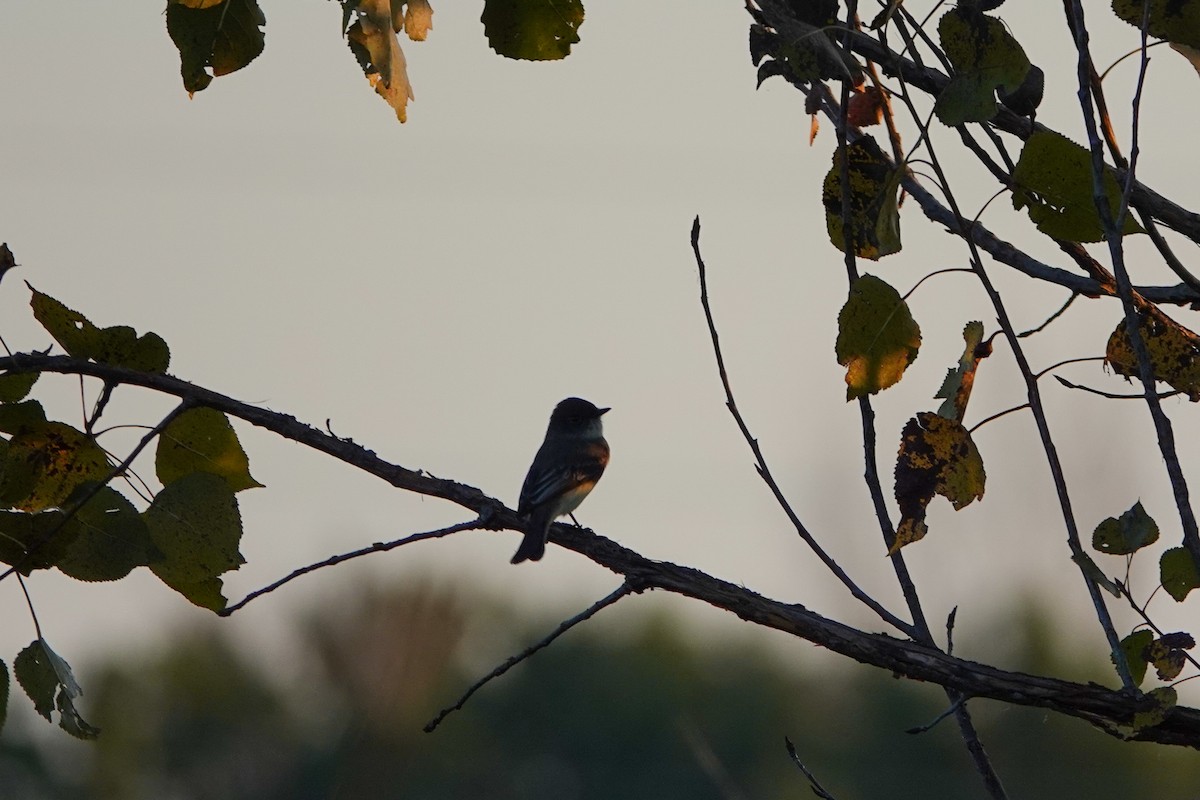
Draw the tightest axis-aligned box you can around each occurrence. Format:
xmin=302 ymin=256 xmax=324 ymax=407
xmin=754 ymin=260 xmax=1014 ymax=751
xmin=2 ymin=1 xmax=1198 ymax=710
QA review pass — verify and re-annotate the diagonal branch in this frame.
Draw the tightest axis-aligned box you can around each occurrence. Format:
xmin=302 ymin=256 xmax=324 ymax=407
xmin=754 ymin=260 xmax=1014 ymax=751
xmin=2 ymin=354 xmax=1198 ymax=747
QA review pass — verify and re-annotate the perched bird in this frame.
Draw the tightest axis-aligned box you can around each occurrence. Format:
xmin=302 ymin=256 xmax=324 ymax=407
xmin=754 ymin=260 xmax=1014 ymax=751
xmin=512 ymin=397 xmax=610 ymax=564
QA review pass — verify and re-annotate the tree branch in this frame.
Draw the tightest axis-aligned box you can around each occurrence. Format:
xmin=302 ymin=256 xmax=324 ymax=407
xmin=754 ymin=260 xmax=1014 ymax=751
xmin=2 ymin=354 xmax=1198 ymax=747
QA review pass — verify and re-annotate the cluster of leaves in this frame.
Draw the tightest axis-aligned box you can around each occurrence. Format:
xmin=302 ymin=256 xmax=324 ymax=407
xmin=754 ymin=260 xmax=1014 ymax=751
xmin=0 ymin=287 xmax=262 ymax=738
xmin=164 ymin=0 xmax=585 ymax=121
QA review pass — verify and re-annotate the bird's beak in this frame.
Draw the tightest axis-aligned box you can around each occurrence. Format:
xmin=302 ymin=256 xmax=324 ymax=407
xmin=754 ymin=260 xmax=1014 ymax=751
xmin=598 ymin=407 xmax=611 ymax=415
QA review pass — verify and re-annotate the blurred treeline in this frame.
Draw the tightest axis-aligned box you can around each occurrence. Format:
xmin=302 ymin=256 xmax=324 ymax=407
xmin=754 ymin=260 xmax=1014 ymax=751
xmin=2 ymin=584 xmax=1198 ymax=800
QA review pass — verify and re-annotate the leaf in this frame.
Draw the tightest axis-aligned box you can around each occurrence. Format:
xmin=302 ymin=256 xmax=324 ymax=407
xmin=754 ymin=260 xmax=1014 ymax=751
xmin=156 ymin=408 xmax=263 ymax=492
xmin=0 ymin=422 xmax=111 ymax=512
xmin=749 ymin=0 xmax=862 ymax=86
xmin=822 ymin=137 xmax=903 ymax=260
xmin=14 ymin=639 xmax=98 ymax=739
xmin=0 ymin=509 xmax=83 ymax=575
xmin=935 ymin=321 xmax=989 ymax=422
xmin=0 ymin=400 xmax=47 ymax=435
xmin=1105 ymin=311 xmax=1200 ymax=401
xmin=145 ymin=472 xmax=245 ymax=612
xmin=346 ymin=0 xmax=415 ymax=122
xmin=0 ymin=372 xmax=38 ymax=403
xmin=0 ymin=243 xmax=16 ymax=285
xmin=934 ymin=6 xmax=1030 ymax=125
xmin=1092 ymin=500 xmax=1160 ymax=555
xmin=835 ymin=275 xmax=921 ymax=399
xmin=998 ymin=64 xmax=1044 ymax=119
xmin=403 ymin=0 xmax=433 ymax=41
xmin=1132 ymin=686 xmax=1177 ymax=734
xmin=14 ymin=641 xmax=57 ymax=722
xmin=1116 ymin=629 xmax=1154 ymax=686
xmin=1112 ymin=0 xmax=1200 ymax=49
xmin=1146 ymin=633 xmax=1193 ymax=681
xmin=54 ymin=485 xmax=162 ymax=583
xmin=1012 ymin=131 xmax=1144 ymax=243
xmin=482 ymin=0 xmax=584 ymax=61
xmin=1170 ymin=42 xmax=1200 ymax=78
xmin=846 ymin=86 xmax=887 ymax=128
xmin=29 ymin=287 xmax=170 ymax=373
xmin=1160 ymin=547 xmax=1200 ymax=602
xmin=165 ymin=0 xmax=266 ymax=95
xmin=892 ymin=412 xmax=986 ymax=553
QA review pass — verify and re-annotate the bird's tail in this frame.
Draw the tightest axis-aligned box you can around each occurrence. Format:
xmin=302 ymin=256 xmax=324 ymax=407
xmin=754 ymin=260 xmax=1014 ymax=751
xmin=511 ymin=512 xmax=551 ymax=564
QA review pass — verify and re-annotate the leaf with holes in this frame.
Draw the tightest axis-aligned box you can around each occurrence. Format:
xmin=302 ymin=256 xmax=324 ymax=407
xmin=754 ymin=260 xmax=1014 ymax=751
xmin=934 ymin=6 xmax=1030 ymax=125
xmin=1106 ymin=311 xmax=1200 ymax=401
xmin=1092 ymin=501 xmax=1159 ymax=555
xmin=1012 ymin=131 xmax=1143 ymax=243
xmin=29 ymin=287 xmax=170 ymax=373
xmin=823 ymin=137 xmax=903 ymax=260
xmin=892 ymin=413 xmax=986 ymax=553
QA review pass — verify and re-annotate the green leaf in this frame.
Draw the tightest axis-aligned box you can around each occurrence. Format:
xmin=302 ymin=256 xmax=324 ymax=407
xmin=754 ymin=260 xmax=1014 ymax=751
xmin=0 ymin=510 xmax=83 ymax=575
xmin=54 ymin=485 xmax=162 ymax=582
xmin=29 ymin=287 xmax=170 ymax=373
xmin=1092 ymin=500 xmax=1160 ymax=555
xmin=14 ymin=639 xmax=98 ymax=739
xmin=934 ymin=7 xmax=1030 ymax=125
xmin=1105 ymin=311 xmax=1200 ymax=401
xmin=0 ymin=372 xmax=38 ymax=403
xmin=1112 ymin=0 xmax=1200 ymax=49
xmin=482 ymin=0 xmax=584 ymax=61
xmin=822 ymin=137 xmax=903 ymax=260
xmin=935 ymin=321 xmax=989 ymax=422
xmin=1160 ymin=546 xmax=1200 ymax=602
xmin=0 ymin=422 xmax=111 ymax=512
xmin=1012 ymin=130 xmax=1144 ymax=243
xmin=835 ymin=275 xmax=921 ymax=399
xmin=0 ymin=399 xmax=47 ymax=435
xmin=145 ymin=472 xmax=245 ymax=612
xmin=156 ymin=408 xmax=263 ymax=492
xmin=1116 ymin=629 xmax=1153 ymax=686
xmin=166 ymin=0 xmax=266 ymax=95
xmin=892 ymin=412 xmax=986 ymax=553
xmin=14 ymin=641 xmax=57 ymax=722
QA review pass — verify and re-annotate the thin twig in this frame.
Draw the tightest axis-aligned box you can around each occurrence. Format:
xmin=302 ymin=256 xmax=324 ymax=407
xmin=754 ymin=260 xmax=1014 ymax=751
xmin=1064 ymin=0 xmax=1200 ymax=569
xmin=424 ymin=582 xmax=635 ymax=733
xmin=784 ymin=737 xmax=838 ymax=800
xmin=691 ymin=217 xmax=912 ymax=636
xmin=1054 ymin=375 xmax=1181 ymax=401
xmin=907 ymin=695 xmax=968 ymax=735
xmin=17 ymin=573 xmax=44 ymax=640
xmin=1019 ymin=294 xmax=1079 ymax=338
xmin=220 ymin=519 xmax=486 ymax=616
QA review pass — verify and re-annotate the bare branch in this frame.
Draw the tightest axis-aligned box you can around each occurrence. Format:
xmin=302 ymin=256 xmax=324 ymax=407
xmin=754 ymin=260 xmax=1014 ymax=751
xmin=220 ymin=519 xmax=487 ymax=616
xmin=424 ymin=582 xmax=634 ymax=732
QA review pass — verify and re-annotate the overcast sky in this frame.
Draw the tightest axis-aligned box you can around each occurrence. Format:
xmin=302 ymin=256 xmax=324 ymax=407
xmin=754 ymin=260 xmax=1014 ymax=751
xmin=2 ymin=2 xmax=1198 ymax=708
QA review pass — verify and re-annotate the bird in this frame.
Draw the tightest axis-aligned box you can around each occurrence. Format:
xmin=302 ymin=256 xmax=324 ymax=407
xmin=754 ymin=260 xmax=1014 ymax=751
xmin=511 ymin=397 xmax=610 ymax=564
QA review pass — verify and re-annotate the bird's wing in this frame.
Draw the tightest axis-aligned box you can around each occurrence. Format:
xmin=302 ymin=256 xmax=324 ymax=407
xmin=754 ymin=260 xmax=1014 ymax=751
xmin=518 ymin=441 xmax=608 ymax=513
